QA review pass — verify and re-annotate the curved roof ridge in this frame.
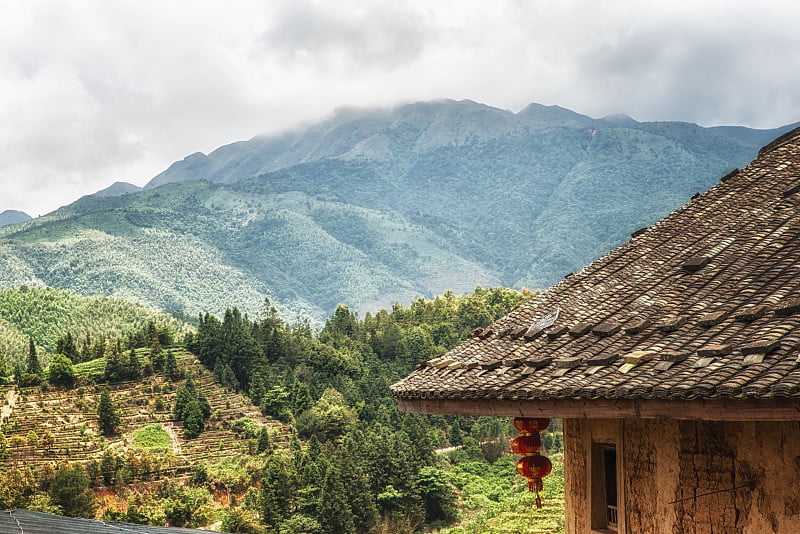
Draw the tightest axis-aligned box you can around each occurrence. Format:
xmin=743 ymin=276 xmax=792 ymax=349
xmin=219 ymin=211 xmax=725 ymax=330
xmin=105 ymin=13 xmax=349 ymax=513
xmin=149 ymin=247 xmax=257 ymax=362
xmin=758 ymin=125 xmax=800 ymax=156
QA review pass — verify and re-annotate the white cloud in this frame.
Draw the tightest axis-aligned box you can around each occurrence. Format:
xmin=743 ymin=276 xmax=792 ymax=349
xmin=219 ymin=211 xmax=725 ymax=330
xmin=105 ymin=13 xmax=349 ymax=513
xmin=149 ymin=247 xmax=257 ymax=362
xmin=262 ymin=0 xmax=431 ymax=70
xmin=1 ymin=0 xmax=799 ymax=215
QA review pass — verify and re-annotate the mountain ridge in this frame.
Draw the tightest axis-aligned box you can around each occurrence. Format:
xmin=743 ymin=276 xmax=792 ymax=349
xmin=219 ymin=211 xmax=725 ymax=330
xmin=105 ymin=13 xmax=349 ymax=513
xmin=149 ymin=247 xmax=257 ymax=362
xmin=2 ymin=100 xmax=798 ymax=322
xmin=90 ymin=181 xmax=142 ymax=198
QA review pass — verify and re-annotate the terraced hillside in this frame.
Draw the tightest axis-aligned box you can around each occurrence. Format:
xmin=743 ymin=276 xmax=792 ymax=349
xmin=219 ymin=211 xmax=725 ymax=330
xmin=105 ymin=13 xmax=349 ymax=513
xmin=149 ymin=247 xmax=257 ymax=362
xmin=0 ymin=348 xmax=290 ymax=474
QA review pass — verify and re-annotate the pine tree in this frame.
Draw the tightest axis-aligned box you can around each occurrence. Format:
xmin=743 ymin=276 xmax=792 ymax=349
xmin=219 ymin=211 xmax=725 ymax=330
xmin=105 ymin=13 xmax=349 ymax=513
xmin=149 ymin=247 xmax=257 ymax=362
xmin=26 ymin=338 xmax=42 ymax=376
xmin=126 ymin=348 xmax=142 ymax=379
xmin=260 ymin=478 xmax=284 ymax=530
xmin=0 ymin=347 xmax=9 ymax=379
xmin=57 ymin=332 xmax=79 ymax=362
xmin=257 ymin=427 xmax=271 ymax=454
xmin=80 ymin=333 xmax=93 ymax=363
xmin=150 ymin=339 xmax=164 ymax=370
xmin=336 ymin=451 xmax=378 ymax=532
xmin=318 ymin=464 xmax=356 ymax=534
xmin=164 ymin=349 xmax=179 ymax=381
xmin=173 ymin=382 xmax=194 ymax=420
xmin=182 ymin=400 xmax=205 ymax=439
xmin=97 ymin=390 xmax=120 ymax=436
xmin=104 ymin=342 xmax=124 ymax=382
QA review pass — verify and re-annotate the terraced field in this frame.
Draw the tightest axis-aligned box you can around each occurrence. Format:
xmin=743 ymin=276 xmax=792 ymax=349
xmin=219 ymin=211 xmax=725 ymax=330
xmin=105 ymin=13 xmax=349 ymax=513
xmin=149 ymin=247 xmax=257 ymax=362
xmin=0 ymin=349 xmax=290 ymax=474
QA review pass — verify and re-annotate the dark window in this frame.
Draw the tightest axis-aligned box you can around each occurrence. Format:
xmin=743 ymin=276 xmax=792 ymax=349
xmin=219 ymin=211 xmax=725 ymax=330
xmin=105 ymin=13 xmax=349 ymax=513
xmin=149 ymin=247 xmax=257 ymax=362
xmin=604 ymin=446 xmax=618 ymax=529
xmin=592 ymin=442 xmax=618 ymax=532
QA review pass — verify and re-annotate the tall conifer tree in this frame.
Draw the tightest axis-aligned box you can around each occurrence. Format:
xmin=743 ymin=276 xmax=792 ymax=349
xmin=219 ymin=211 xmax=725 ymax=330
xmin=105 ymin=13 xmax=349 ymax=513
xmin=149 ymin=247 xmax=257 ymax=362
xmin=97 ymin=390 xmax=120 ymax=436
xmin=318 ymin=464 xmax=356 ymax=534
xmin=26 ymin=338 xmax=42 ymax=376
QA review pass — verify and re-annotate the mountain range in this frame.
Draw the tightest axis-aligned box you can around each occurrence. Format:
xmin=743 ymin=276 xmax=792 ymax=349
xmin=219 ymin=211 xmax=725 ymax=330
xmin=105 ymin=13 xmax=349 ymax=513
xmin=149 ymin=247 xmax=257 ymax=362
xmin=1 ymin=99 xmax=796 ymax=323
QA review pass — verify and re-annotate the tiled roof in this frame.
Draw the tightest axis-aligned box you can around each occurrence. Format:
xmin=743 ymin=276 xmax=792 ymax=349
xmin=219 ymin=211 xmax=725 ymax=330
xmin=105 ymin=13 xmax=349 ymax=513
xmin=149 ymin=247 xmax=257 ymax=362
xmin=0 ymin=509 xmax=214 ymax=533
xmin=391 ymin=128 xmax=800 ymax=406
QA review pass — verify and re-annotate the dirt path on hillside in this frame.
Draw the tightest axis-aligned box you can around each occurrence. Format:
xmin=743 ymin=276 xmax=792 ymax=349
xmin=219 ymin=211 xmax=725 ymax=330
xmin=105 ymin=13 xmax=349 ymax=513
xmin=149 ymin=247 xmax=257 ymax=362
xmin=1 ymin=388 xmax=16 ymax=422
xmin=164 ymin=422 xmax=183 ymax=456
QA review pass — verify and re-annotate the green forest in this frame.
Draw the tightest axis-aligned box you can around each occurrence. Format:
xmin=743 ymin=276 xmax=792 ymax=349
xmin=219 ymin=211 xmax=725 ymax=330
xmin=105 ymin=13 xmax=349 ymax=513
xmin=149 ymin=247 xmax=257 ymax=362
xmin=0 ymin=286 xmax=565 ymax=533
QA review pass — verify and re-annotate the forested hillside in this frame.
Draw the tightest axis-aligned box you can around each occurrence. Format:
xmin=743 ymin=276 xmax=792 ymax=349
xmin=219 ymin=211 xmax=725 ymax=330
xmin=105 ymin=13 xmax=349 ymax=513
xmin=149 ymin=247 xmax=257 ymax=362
xmin=2 ymin=100 xmax=795 ymax=322
xmin=0 ymin=286 xmax=190 ymax=369
xmin=0 ymin=286 xmax=565 ymax=533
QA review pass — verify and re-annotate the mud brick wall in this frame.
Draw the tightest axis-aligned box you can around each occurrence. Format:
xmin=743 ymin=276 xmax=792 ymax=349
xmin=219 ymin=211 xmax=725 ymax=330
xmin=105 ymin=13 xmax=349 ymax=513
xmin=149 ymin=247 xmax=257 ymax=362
xmin=564 ymin=418 xmax=800 ymax=534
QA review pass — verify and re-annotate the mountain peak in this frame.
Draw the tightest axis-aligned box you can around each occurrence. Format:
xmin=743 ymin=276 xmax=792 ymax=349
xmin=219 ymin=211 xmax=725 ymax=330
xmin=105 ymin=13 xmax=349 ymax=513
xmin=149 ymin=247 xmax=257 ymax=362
xmin=517 ymin=103 xmax=593 ymax=125
xmin=0 ymin=209 xmax=33 ymax=228
xmin=146 ymin=152 xmax=210 ymax=189
xmin=600 ymin=113 xmax=639 ymax=126
xmin=91 ymin=181 xmax=143 ymax=198
xmin=4 ymin=104 xmax=798 ymax=324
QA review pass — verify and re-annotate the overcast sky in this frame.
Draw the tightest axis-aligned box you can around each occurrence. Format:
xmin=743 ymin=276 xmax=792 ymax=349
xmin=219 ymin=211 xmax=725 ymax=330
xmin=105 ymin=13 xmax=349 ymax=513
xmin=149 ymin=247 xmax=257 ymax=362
xmin=2 ymin=0 xmax=800 ymax=217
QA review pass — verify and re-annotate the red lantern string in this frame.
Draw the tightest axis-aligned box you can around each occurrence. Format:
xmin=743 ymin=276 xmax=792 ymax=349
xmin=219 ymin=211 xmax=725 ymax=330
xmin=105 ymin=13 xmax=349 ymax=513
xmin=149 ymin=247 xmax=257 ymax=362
xmin=511 ymin=418 xmax=552 ymax=509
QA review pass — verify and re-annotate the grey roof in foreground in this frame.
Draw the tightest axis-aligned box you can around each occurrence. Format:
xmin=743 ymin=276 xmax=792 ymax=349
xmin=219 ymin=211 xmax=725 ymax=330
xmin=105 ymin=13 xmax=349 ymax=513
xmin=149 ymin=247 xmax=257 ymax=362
xmin=0 ymin=509 xmax=219 ymax=534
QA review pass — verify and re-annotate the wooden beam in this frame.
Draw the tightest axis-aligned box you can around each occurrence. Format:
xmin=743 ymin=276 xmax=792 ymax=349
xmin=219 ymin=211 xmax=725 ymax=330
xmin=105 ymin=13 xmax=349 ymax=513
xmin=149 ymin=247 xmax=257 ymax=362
xmin=396 ymin=397 xmax=800 ymax=421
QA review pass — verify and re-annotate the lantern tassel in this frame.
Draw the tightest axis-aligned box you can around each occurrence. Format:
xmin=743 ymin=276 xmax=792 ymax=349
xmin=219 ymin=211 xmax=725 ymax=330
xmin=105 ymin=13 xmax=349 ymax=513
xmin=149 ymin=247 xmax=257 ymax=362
xmin=528 ymin=478 xmax=544 ymax=509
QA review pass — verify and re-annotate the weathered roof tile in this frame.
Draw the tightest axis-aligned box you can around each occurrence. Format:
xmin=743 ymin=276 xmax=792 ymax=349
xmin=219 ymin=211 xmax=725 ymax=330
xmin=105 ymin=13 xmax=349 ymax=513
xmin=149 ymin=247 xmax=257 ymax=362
xmin=568 ymin=322 xmax=593 ymax=337
xmin=624 ymin=317 xmax=650 ymax=334
xmin=734 ymin=305 xmax=770 ymax=322
xmin=682 ymin=256 xmax=710 ymax=272
xmin=698 ymin=310 xmax=729 ymax=327
xmin=740 ymin=339 xmax=780 ymax=355
xmin=696 ymin=344 xmax=732 ymax=358
xmin=592 ymin=321 xmax=621 ymax=337
xmin=655 ymin=315 xmax=688 ymax=332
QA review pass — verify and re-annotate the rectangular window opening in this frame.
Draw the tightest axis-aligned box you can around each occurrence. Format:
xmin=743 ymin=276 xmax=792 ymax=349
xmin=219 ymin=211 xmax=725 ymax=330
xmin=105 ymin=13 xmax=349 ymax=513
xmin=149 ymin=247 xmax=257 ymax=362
xmin=604 ymin=447 xmax=618 ymax=529
xmin=592 ymin=442 xmax=618 ymax=532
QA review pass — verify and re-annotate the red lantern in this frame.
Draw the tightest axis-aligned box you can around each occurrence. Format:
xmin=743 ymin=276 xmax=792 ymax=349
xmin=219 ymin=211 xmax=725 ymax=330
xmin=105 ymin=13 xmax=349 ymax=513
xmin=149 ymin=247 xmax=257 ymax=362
xmin=513 ymin=417 xmax=550 ymax=434
xmin=516 ymin=453 xmax=553 ymax=479
xmin=510 ymin=433 xmax=542 ymax=454
xmin=516 ymin=453 xmax=553 ymax=504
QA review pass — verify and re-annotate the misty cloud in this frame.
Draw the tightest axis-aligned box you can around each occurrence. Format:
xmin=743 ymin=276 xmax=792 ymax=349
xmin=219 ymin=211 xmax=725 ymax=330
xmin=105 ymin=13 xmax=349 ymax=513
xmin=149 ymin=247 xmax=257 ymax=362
xmin=1 ymin=0 xmax=800 ymax=216
xmin=570 ymin=3 xmax=800 ymax=126
xmin=262 ymin=0 xmax=431 ymax=70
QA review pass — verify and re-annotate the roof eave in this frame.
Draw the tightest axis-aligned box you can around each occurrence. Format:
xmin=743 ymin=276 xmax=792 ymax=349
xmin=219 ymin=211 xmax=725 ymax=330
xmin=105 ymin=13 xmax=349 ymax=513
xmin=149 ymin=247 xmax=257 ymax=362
xmin=397 ymin=396 xmax=800 ymax=421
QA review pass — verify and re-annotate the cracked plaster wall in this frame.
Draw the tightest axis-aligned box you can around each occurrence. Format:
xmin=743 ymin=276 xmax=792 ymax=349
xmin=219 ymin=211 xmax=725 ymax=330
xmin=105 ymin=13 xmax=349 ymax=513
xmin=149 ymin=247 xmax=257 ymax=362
xmin=564 ymin=418 xmax=800 ymax=534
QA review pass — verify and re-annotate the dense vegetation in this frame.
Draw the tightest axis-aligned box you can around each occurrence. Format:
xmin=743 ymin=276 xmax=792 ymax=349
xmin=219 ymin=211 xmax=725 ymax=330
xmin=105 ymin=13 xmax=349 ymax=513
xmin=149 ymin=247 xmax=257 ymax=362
xmin=0 ymin=285 xmax=567 ymax=533
xmin=181 ymin=286 xmax=543 ymax=532
xmin=2 ymin=100 xmax=794 ymax=323
xmin=0 ymin=286 xmax=191 ymax=369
